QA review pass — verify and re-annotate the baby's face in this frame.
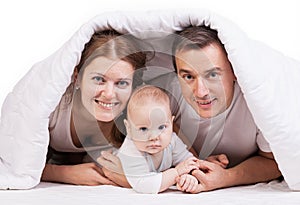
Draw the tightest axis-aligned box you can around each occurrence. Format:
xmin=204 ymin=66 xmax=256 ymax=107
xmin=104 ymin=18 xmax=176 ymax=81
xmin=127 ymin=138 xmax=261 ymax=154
xmin=126 ymin=101 xmax=174 ymax=155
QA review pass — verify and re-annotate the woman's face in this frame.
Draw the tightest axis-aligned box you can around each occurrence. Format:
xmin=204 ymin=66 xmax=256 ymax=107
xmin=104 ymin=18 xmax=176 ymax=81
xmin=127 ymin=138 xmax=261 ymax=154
xmin=79 ymin=56 xmax=135 ymax=122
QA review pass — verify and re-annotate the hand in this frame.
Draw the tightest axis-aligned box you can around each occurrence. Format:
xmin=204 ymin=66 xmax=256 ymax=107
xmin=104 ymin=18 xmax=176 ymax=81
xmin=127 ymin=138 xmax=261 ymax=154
xmin=175 ymin=157 xmax=199 ymax=176
xmin=206 ymin=154 xmax=229 ymax=168
xmin=176 ymin=174 xmax=199 ymax=193
xmin=64 ymin=163 xmax=117 ymax=186
xmin=191 ymin=160 xmax=230 ymax=193
xmin=97 ymin=150 xmax=124 ymax=175
xmin=97 ymin=150 xmax=130 ymax=188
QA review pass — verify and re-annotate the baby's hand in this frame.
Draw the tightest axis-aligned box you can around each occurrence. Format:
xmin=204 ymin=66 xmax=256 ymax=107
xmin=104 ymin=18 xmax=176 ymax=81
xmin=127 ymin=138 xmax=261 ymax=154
xmin=176 ymin=174 xmax=199 ymax=193
xmin=175 ymin=157 xmax=199 ymax=176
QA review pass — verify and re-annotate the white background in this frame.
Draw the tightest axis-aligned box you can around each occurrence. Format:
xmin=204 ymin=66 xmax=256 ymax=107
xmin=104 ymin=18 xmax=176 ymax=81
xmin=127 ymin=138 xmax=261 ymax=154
xmin=1 ymin=0 xmax=299 ymax=108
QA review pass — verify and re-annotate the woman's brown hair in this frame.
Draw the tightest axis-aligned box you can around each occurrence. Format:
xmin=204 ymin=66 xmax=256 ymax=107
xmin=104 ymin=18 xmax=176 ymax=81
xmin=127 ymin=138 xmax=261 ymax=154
xmin=68 ymin=29 xmax=149 ymax=147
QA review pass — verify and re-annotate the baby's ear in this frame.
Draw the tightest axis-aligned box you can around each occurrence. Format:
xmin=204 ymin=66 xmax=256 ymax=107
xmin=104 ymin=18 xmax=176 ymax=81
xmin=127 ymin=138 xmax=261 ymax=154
xmin=124 ymin=119 xmax=130 ymax=132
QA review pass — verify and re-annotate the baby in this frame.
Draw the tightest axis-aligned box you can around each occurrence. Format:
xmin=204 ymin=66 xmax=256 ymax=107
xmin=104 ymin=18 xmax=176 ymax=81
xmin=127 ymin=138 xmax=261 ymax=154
xmin=117 ymin=85 xmax=199 ymax=194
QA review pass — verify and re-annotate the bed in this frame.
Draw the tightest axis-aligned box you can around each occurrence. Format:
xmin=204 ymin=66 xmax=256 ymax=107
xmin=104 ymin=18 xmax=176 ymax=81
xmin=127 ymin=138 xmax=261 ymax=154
xmin=1 ymin=8 xmax=300 ymax=203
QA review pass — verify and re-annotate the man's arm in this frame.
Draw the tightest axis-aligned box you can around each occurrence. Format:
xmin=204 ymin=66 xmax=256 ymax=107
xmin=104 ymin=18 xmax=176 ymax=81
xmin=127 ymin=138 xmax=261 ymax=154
xmin=190 ymin=151 xmax=281 ymax=192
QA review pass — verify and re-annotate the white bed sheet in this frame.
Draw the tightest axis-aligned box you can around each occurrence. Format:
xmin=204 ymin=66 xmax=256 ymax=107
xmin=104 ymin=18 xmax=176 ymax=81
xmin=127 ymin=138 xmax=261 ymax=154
xmin=1 ymin=180 xmax=299 ymax=205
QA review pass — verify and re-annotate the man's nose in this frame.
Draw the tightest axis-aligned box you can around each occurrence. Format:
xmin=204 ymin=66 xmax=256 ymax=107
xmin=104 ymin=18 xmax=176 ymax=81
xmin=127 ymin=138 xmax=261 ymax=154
xmin=194 ymin=78 xmax=209 ymax=98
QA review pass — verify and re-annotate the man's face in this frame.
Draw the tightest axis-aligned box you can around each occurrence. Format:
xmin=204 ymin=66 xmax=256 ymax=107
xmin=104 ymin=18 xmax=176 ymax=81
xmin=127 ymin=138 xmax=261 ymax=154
xmin=175 ymin=43 xmax=235 ymax=118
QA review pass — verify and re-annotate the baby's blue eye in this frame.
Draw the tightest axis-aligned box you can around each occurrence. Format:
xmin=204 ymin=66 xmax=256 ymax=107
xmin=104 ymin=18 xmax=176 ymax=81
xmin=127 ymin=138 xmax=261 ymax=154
xmin=139 ymin=127 xmax=148 ymax=132
xmin=158 ymin=125 xmax=167 ymax=130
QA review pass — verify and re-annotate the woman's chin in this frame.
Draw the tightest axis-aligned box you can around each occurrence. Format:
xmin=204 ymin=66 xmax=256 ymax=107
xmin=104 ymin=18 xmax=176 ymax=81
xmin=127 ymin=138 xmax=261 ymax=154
xmin=95 ymin=113 xmax=115 ymax=122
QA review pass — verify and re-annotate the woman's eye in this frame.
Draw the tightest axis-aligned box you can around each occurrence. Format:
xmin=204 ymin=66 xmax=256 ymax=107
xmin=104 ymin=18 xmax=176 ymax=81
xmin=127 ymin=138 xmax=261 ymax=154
xmin=117 ymin=80 xmax=130 ymax=88
xmin=92 ymin=76 xmax=104 ymax=83
xmin=158 ymin=125 xmax=167 ymax=130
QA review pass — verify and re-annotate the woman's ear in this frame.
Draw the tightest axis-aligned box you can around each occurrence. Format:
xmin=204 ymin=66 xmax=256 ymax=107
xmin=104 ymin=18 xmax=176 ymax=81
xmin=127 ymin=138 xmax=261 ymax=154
xmin=171 ymin=116 xmax=175 ymax=122
xmin=72 ymin=67 xmax=79 ymax=81
xmin=73 ymin=67 xmax=80 ymax=89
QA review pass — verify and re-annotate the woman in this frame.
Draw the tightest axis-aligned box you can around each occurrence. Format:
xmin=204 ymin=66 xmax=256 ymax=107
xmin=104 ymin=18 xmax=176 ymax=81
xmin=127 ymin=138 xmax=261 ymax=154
xmin=42 ymin=30 xmax=148 ymax=186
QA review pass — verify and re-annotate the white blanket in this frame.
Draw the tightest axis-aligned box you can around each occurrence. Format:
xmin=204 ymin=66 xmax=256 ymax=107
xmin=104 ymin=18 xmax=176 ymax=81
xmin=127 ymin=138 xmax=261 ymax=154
xmin=1 ymin=9 xmax=300 ymax=191
xmin=1 ymin=180 xmax=300 ymax=205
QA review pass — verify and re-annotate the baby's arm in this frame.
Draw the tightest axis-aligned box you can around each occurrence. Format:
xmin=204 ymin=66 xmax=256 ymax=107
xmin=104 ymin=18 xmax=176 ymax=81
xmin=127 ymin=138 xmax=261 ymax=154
xmin=159 ymin=157 xmax=199 ymax=193
xmin=176 ymin=174 xmax=199 ymax=193
xmin=159 ymin=168 xmax=179 ymax=192
xmin=175 ymin=157 xmax=199 ymax=175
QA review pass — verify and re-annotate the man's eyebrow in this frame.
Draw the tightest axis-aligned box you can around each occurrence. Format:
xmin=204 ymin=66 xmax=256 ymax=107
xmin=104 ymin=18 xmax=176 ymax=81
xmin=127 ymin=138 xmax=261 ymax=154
xmin=204 ymin=67 xmax=222 ymax=74
xmin=178 ymin=69 xmax=194 ymax=74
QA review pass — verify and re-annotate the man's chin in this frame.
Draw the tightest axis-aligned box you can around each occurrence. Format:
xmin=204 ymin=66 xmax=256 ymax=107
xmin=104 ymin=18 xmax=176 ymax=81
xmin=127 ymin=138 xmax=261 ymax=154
xmin=199 ymin=113 xmax=213 ymax=119
xmin=196 ymin=109 xmax=214 ymax=119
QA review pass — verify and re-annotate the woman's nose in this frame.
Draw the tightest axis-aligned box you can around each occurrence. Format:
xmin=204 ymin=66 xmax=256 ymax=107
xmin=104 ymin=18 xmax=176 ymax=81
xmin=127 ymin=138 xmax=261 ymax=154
xmin=102 ymin=82 xmax=115 ymax=99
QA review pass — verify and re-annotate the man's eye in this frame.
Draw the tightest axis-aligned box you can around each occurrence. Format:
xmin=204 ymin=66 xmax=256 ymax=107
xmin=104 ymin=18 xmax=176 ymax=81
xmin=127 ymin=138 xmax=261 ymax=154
xmin=158 ymin=125 xmax=167 ymax=130
xmin=209 ymin=71 xmax=218 ymax=78
xmin=205 ymin=70 xmax=221 ymax=80
xmin=182 ymin=74 xmax=194 ymax=81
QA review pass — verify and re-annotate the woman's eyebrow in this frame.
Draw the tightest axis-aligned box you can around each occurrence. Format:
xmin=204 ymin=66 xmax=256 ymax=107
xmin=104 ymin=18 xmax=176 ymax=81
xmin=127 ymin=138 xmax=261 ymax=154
xmin=89 ymin=72 xmax=105 ymax=76
xmin=89 ymin=72 xmax=132 ymax=81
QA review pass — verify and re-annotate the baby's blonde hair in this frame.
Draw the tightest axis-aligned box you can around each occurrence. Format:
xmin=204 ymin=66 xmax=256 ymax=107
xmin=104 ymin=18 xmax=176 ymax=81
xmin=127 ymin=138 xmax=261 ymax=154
xmin=127 ymin=85 xmax=171 ymax=118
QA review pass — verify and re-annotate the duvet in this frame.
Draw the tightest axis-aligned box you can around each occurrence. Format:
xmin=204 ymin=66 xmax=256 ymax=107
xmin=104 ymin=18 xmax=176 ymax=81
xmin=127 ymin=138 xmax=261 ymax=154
xmin=0 ymin=9 xmax=299 ymax=190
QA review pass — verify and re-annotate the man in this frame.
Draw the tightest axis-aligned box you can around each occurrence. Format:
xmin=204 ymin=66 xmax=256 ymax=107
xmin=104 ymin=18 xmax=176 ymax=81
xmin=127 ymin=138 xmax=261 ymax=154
xmin=173 ymin=26 xmax=281 ymax=193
